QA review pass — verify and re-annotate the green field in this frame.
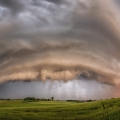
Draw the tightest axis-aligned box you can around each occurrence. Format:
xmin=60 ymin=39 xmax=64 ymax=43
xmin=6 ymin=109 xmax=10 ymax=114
xmin=0 ymin=98 xmax=120 ymax=120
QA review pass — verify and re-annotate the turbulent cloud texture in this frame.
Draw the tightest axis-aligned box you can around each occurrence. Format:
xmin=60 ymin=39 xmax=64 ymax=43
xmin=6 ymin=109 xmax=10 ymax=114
xmin=0 ymin=0 xmax=120 ymax=88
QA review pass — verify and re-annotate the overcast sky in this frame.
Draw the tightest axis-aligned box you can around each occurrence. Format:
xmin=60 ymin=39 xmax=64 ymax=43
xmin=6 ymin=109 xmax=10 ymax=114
xmin=0 ymin=0 xmax=120 ymax=99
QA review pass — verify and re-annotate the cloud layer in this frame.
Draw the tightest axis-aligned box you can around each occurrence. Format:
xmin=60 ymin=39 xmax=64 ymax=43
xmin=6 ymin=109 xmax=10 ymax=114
xmin=0 ymin=0 xmax=120 ymax=87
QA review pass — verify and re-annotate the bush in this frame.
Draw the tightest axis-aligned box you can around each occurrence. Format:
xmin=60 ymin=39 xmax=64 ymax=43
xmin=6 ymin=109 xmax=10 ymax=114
xmin=24 ymin=97 xmax=39 ymax=102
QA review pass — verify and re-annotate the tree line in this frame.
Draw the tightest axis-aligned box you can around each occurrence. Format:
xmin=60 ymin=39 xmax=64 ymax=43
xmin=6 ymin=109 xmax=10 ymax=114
xmin=23 ymin=97 xmax=54 ymax=102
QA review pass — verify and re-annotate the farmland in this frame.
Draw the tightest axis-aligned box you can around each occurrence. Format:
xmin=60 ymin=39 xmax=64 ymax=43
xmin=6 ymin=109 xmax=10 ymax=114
xmin=0 ymin=98 xmax=120 ymax=120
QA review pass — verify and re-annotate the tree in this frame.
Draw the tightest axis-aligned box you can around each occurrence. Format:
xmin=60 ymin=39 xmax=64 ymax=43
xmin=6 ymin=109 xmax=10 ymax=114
xmin=51 ymin=97 xmax=54 ymax=101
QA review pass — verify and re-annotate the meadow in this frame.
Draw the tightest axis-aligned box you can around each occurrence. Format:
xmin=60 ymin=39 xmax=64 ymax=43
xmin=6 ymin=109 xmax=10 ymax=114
xmin=0 ymin=98 xmax=120 ymax=120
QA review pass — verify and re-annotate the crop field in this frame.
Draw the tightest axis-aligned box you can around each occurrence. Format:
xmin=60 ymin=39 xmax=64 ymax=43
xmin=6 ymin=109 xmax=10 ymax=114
xmin=0 ymin=98 xmax=120 ymax=120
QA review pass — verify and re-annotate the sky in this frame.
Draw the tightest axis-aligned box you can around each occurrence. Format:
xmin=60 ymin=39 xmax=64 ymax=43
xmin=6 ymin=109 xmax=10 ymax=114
xmin=0 ymin=0 xmax=120 ymax=99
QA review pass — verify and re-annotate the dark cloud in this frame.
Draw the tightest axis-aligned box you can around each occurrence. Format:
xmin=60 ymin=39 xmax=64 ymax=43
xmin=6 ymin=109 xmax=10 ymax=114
xmin=0 ymin=0 xmax=120 ymax=100
xmin=0 ymin=0 xmax=25 ymax=15
xmin=45 ymin=0 xmax=65 ymax=4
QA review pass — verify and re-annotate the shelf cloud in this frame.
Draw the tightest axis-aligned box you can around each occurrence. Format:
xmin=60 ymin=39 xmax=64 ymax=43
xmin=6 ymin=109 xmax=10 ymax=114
xmin=0 ymin=0 xmax=120 ymax=88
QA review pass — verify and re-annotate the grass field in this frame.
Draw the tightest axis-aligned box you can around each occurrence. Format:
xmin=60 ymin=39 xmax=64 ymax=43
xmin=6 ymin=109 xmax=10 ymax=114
xmin=0 ymin=98 xmax=120 ymax=120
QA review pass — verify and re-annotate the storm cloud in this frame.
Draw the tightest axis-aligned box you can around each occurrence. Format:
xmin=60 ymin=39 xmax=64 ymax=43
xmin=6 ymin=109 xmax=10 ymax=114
xmin=0 ymin=0 xmax=120 ymax=91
